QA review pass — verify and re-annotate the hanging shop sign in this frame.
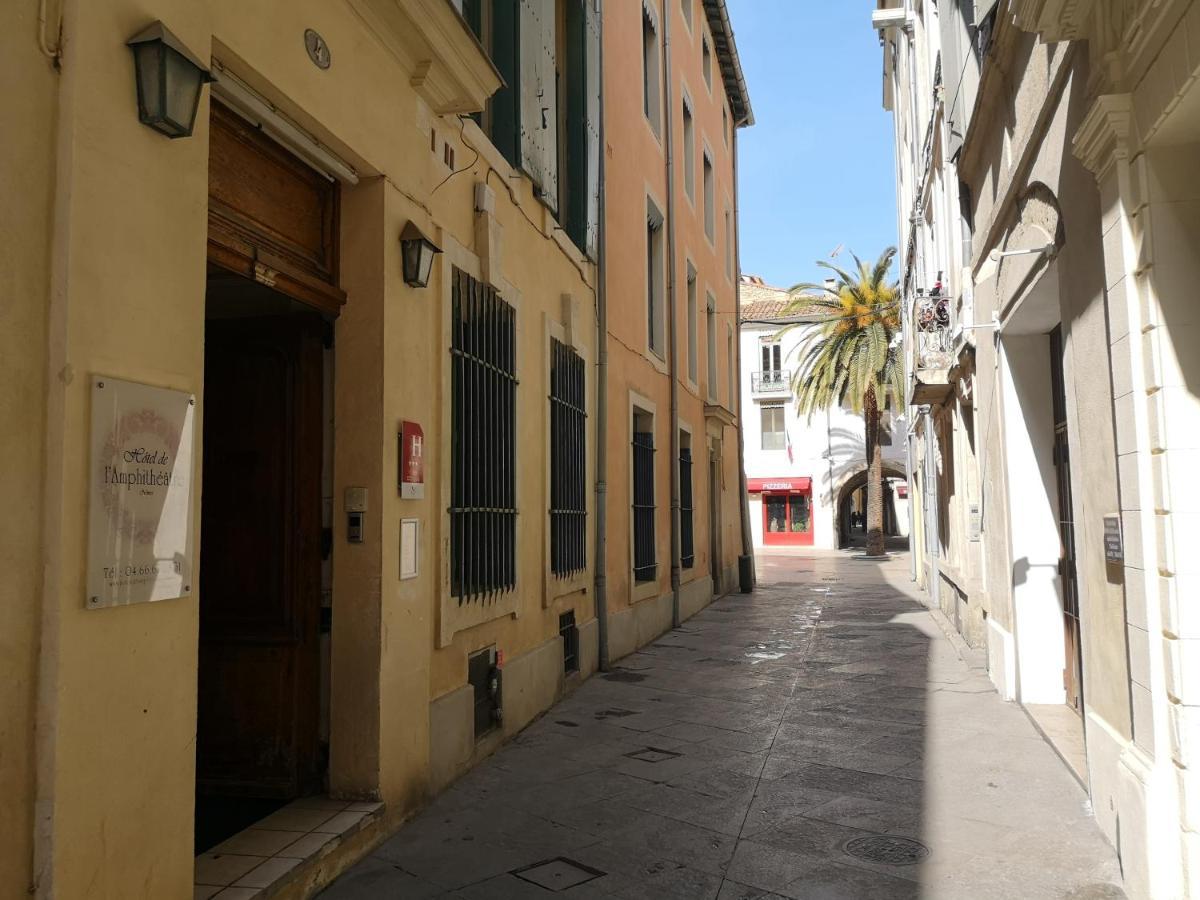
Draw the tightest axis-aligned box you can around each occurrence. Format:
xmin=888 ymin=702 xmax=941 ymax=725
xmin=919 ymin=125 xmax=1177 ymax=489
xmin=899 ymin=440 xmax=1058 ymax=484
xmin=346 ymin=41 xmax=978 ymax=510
xmin=399 ymin=420 xmax=425 ymax=499
xmin=86 ymin=376 xmax=195 ymax=609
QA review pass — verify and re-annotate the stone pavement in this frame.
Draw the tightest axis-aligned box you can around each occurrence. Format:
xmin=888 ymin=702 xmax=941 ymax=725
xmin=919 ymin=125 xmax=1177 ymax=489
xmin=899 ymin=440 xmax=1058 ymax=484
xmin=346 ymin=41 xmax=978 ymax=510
xmin=322 ymin=550 xmax=1125 ymax=899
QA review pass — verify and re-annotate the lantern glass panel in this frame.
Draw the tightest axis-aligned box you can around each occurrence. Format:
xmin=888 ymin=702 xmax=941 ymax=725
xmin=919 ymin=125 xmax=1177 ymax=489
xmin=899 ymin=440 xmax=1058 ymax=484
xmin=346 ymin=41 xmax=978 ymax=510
xmin=402 ymin=240 xmax=422 ymax=286
xmin=417 ymin=243 xmax=435 ymax=286
xmin=133 ymin=42 xmax=163 ymax=126
xmin=164 ymin=46 xmax=204 ymax=134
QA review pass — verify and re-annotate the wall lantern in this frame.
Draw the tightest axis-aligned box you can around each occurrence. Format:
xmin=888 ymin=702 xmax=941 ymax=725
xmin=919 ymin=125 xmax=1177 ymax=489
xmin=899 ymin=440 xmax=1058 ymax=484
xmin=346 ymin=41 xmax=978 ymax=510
xmin=400 ymin=222 xmax=442 ymax=288
xmin=127 ymin=21 xmax=213 ymax=139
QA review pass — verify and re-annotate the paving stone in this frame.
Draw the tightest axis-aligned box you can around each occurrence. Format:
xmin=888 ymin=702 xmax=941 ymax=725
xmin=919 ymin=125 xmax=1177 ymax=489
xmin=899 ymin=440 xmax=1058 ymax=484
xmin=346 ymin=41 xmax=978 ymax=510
xmin=322 ymin=550 xmax=1125 ymax=900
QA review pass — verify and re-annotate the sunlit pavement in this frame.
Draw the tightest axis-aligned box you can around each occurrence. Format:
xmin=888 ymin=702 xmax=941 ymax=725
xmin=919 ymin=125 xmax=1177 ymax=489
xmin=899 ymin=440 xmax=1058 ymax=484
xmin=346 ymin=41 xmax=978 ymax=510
xmin=322 ymin=549 xmax=1125 ymax=899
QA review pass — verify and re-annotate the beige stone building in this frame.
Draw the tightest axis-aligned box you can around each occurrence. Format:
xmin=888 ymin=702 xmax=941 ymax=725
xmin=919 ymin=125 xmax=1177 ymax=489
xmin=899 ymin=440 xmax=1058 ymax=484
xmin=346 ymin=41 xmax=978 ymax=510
xmin=2 ymin=0 xmax=753 ymax=894
xmin=877 ymin=1 xmax=1200 ymax=896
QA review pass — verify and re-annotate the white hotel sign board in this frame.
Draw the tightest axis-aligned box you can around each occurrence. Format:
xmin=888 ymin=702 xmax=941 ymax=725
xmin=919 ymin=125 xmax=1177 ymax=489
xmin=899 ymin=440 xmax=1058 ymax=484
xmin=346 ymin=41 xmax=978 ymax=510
xmin=87 ymin=376 xmax=195 ymax=609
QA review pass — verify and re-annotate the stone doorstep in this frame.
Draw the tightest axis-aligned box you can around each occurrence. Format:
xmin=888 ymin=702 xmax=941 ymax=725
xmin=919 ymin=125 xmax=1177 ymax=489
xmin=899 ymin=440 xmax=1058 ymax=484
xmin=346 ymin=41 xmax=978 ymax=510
xmin=194 ymin=797 xmax=385 ymax=899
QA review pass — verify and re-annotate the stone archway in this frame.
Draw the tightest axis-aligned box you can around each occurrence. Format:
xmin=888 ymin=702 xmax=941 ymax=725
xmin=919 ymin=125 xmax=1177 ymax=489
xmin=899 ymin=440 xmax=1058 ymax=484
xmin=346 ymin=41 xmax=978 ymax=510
xmin=833 ymin=464 xmax=906 ymax=549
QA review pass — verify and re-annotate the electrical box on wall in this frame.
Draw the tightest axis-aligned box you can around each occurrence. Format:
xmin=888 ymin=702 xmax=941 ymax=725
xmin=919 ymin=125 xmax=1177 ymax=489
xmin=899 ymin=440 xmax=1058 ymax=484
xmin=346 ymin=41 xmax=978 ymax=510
xmin=345 ymin=487 xmax=367 ymax=543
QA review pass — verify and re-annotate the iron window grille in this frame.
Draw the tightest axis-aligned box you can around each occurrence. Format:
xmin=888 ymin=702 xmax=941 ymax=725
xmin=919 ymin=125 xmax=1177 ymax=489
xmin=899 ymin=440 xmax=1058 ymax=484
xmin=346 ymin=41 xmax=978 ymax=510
xmin=451 ymin=267 xmax=518 ymax=603
xmin=680 ymin=447 xmax=695 ymax=569
xmin=632 ymin=428 xmax=657 ymax=583
xmin=550 ymin=338 xmax=587 ymax=578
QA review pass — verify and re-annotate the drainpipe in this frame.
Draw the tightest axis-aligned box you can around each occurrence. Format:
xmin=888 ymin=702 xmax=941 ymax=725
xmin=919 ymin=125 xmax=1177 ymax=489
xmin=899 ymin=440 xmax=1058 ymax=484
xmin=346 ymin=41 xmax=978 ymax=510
xmin=733 ymin=127 xmax=755 ymax=588
xmin=594 ymin=1 xmax=609 ymax=670
xmin=661 ymin=2 xmax=681 ymax=628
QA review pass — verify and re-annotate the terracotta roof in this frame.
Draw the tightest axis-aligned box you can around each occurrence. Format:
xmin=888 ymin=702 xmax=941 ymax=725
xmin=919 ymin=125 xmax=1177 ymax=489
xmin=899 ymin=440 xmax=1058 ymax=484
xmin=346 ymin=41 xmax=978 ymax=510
xmin=739 ymin=276 xmax=821 ymax=321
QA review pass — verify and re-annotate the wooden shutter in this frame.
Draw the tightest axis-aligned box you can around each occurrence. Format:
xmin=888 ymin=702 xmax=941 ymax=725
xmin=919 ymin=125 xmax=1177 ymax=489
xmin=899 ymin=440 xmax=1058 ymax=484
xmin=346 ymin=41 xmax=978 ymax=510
xmin=519 ymin=0 xmax=558 ymax=210
xmin=584 ymin=0 xmax=601 ymax=257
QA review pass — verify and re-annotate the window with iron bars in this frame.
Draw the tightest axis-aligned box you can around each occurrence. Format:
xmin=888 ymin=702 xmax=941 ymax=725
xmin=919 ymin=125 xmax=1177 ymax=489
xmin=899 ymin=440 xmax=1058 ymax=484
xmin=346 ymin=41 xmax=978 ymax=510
xmin=632 ymin=415 xmax=656 ymax=583
xmin=680 ymin=443 xmax=695 ymax=569
xmin=550 ymin=338 xmax=586 ymax=577
xmin=451 ymin=267 xmax=518 ymax=602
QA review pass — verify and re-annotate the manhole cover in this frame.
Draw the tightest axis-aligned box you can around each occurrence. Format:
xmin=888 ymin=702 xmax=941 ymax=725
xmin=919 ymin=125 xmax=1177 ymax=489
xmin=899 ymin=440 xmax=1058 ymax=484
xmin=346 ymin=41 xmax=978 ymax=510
xmin=842 ymin=835 xmax=929 ymax=866
xmin=512 ymin=857 xmax=604 ymax=891
xmin=624 ymin=747 xmax=682 ymax=763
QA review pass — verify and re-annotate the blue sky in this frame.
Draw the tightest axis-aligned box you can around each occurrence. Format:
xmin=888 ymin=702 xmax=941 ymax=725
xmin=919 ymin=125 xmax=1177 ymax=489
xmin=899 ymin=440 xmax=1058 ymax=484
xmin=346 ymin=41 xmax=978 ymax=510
xmin=728 ymin=0 xmax=898 ymax=290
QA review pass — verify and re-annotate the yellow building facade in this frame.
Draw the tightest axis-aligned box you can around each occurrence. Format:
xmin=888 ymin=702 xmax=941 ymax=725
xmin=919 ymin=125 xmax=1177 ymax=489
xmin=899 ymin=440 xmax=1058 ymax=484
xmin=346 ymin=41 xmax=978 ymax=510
xmin=599 ymin=0 xmax=753 ymax=662
xmin=3 ymin=0 xmax=608 ymax=895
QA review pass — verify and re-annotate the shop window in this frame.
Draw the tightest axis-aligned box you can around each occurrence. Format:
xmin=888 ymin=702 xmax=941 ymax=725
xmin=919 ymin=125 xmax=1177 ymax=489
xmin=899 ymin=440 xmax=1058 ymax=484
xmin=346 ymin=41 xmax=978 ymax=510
xmin=550 ymin=338 xmax=586 ymax=577
xmin=451 ymin=268 xmax=517 ymax=601
xmin=764 ymin=492 xmax=812 ymax=542
xmin=632 ymin=408 xmax=656 ymax=582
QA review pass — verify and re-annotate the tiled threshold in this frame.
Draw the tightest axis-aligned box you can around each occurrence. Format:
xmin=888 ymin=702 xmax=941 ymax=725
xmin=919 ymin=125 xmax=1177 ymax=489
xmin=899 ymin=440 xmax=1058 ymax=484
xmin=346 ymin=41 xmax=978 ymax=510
xmin=194 ymin=796 xmax=384 ymax=899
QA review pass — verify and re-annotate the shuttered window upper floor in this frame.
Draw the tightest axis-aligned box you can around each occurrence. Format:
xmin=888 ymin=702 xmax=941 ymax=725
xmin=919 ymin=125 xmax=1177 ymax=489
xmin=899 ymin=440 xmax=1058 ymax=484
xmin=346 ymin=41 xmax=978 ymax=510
xmin=460 ymin=0 xmax=600 ymax=258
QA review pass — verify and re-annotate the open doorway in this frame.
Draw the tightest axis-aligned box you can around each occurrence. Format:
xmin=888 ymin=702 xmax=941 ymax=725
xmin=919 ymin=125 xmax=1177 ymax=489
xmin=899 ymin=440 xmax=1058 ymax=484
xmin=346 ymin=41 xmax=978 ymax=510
xmin=196 ymin=276 xmax=327 ymax=852
xmin=196 ymin=101 xmax=342 ymax=853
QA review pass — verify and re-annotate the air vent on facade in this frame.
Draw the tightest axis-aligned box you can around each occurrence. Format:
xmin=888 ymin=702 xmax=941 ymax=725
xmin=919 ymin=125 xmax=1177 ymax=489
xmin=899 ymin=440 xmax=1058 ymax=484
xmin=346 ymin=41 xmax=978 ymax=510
xmin=559 ymin=611 xmax=579 ymax=674
xmin=468 ymin=647 xmax=502 ymax=739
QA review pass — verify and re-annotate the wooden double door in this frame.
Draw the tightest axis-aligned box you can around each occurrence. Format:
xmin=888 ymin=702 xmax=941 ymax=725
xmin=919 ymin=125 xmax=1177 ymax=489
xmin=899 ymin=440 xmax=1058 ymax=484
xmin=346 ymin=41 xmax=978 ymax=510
xmin=197 ymin=101 xmax=342 ymax=800
xmin=198 ymin=313 xmax=324 ymax=797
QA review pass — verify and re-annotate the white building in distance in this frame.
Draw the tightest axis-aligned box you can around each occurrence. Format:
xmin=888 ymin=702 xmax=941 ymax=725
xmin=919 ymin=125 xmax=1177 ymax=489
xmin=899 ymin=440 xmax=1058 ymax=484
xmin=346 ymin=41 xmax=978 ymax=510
xmin=739 ymin=275 xmax=908 ymax=551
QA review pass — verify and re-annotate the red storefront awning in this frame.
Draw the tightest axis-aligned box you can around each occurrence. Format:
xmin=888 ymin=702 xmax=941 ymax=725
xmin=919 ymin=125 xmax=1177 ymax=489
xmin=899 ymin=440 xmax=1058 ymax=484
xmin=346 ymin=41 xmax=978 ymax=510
xmin=747 ymin=477 xmax=811 ymax=493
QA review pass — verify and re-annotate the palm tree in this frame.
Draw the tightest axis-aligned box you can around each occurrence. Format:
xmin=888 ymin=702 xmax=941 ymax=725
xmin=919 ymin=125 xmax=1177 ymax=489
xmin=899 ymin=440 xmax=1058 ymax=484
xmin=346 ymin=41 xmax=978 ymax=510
xmin=781 ymin=248 xmax=903 ymax=557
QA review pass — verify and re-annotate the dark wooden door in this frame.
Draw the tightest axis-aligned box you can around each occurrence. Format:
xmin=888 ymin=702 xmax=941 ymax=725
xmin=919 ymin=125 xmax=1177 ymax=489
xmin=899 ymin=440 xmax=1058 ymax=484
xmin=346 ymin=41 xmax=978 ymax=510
xmin=197 ymin=312 xmax=324 ymax=797
xmin=1049 ymin=325 xmax=1083 ymax=715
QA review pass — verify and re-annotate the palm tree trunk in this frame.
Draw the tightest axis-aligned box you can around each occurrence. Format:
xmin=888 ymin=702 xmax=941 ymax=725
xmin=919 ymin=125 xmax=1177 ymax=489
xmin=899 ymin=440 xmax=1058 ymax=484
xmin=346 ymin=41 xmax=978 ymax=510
xmin=864 ymin=386 xmax=886 ymax=556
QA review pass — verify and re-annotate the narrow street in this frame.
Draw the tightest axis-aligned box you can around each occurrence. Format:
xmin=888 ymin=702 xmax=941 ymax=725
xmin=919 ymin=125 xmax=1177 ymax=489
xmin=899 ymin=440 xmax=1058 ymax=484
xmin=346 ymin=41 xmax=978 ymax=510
xmin=323 ymin=551 xmax=1123 ymax=900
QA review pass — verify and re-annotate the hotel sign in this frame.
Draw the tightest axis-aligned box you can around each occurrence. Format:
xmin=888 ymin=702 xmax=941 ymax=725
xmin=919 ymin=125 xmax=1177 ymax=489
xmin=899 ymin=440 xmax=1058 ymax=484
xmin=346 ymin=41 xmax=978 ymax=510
xmin=86 ymin=376 xmax=195 ymax=609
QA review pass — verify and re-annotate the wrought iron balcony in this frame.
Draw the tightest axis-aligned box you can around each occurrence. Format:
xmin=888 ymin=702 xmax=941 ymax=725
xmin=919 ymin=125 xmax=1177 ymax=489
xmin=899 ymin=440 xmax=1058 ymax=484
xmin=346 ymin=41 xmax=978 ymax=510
xmin=751 ymin=369 xmax=791 ymax=395
xmin=914 ymin=293 xmax=955 ymax=370
xmin=912 ymin=291 xmax=956 ymax=404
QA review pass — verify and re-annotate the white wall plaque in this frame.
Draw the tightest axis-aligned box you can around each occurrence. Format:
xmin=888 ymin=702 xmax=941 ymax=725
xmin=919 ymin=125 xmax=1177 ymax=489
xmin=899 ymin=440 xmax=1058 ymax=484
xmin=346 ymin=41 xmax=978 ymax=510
xmin=400 ymin=518 xmax=419 ymax=580
xmin=87 ymin=376 xmax=195 ymax=609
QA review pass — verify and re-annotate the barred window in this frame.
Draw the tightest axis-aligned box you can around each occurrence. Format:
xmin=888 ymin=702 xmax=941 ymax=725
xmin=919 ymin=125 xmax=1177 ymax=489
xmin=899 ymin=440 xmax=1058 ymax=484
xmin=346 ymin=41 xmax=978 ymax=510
xmin=632 ymin=411 xmax=656 ymax=583
xmin=680 ymin=443 xmax=694 ymax=569
xmin=550 ymin=339 xmax=586 ymax=577
xmin=451 ymin=268 xmax=518 ymax=601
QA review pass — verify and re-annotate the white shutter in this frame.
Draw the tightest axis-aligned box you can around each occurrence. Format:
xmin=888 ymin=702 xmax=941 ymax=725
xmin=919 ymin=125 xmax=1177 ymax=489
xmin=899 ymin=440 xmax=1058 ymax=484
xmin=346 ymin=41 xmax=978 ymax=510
xmin=584 ymin=0 xmax=601 ymax=258
xmin=519 ymin=0 xmax=558 ymax=211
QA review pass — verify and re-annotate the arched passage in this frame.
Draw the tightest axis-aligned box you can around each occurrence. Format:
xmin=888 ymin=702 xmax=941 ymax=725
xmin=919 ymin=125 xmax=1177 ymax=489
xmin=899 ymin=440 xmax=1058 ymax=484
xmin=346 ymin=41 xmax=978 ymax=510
xmin=834 ymin=465 xmax=906 ymax=549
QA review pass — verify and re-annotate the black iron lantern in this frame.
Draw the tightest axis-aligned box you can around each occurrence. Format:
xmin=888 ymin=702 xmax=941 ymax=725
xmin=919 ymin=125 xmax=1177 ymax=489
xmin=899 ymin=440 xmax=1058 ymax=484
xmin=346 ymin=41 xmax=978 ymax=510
xmin=400 ymin=221 xmax=442 ymax=288
xmin=127 ymin=21 xmax=213 ymax=139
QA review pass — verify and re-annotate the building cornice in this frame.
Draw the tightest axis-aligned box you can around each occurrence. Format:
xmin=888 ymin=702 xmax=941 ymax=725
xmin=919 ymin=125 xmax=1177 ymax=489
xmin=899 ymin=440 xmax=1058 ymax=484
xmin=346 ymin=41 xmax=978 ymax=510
xmin=702 ymin=0 xmax=754 ymax=126
xmin=1073 ymin=93 xmax=1138 ymax=180
xmin=345 ymin=0 xmax=503 ymax=115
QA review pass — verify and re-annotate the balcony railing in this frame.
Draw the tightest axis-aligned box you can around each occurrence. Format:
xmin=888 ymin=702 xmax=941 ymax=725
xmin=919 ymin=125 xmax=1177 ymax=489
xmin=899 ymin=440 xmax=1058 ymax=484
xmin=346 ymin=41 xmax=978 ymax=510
xmin=751 ymin=369 xmax=791 ymax=394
